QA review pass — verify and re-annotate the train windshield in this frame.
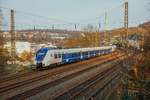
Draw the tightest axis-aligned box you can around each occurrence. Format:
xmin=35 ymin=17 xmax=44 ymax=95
xmin=36 ymin=48 xmax=49 ymax=62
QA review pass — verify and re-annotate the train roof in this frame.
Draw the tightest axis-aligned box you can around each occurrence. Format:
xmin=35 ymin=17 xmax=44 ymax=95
xmin=40 ymin=46 xmax=115 ymax=54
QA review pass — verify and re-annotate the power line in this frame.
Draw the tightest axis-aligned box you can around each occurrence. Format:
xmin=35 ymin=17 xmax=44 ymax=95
xmin=75 ymin=2 xmax=124 ymax=24
xmin=0 ymin=2 xmax=124 ymax=26
xmin=0 ymin=6 xmax=74 ymax=25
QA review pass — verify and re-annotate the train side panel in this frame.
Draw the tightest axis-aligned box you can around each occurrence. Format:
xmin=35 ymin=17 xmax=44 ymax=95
xmin=35 ymin=46 xmax=116 ymax=69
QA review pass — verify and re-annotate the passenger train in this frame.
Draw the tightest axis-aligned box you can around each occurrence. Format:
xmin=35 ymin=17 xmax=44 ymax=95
xmin=34 ymin=46 xmax=116 ymax=70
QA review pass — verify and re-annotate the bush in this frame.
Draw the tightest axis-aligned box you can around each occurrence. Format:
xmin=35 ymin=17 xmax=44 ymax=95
xmin=0 ymin=48 xmax=9 ymax=67
xmin=0 ymin=33 xmax=9 ymax=69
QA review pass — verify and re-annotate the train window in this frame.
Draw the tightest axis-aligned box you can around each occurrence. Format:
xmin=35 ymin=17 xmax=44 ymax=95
xmin=82 ymin=52 xmax=84 ymax=55
xmin=54 ymin=53 xmax=57 ymax=59
xmin=58 ymin=53 xmax=61 ymax=58
xmin=72 ymin=53 xmax=75 ymax=58
xmin=80 ymin=52 xmax=82 ymax=56
xmin=78 ymin=52 xmax=80 ymax=57
xmin=85 ymin=52 xmax=88 ymax=55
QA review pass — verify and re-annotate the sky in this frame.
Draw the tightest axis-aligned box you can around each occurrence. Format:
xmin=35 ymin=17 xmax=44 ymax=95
xmin=0 ymin=0 xmax=149 ymax=30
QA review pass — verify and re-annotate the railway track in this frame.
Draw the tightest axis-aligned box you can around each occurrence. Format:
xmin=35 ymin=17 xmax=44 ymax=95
xmin=54 ymin=65 xmax=120 ymax=100
xmin=0 ymin=52 xmax=125 ymax=100
xmin=0 ymin=52 xmax=119 ymax=90
xmin=27 ymin=56 xmax=125 ymax=100
xmin=71 ymin=69 xmax=121 ymax=100
xmin=91 ymin=75 xmax=121 ymax=100
xmin=0 ymin=70 xmax=35 ymax=83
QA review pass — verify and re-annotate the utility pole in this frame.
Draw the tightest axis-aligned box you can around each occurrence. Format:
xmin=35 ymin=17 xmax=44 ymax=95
xmin=124 ymin=0 xmax=128 ymax=43
xmin=74 ymin=24 xmax=77 ymax=30
xmin=104 ymin=12 xmax=107 ymax=39
xmin=121 ymin=0 xmax=129 ymax=100
xmin=10 ymin=9 xmax=16 ymax=62
xmin=104 ymin=12 xmax=109 ymax=45
xmin=34 ymin=26 xmax=36 ymax=31
xmin=105 ymin=12 xmax=111 ymax=45
xmin=0 ymin=9 xmax=2 ymax=32
xmin=52 ymin=25 xmax=54 ymax=30
xmin=98 ymin=23 xmax=101 ymax=31
xmin=0 ymin=0 xmax=2 ymax=33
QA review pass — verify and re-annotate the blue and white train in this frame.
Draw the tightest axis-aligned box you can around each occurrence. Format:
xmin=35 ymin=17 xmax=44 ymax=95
xmin=34 ymin=46 xmax=116 ymax=69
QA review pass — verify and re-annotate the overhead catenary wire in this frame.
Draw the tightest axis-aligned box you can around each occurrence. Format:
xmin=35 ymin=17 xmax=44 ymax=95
xmin=0 ymin=1 xmax=141 ymax=31
xmin=0 ymin=6 xmax=74 ymax=25
xmin=0 ymin=2 xmax=124 ymax=26
xmin=75 ymin=2 xmax=124 ymax=24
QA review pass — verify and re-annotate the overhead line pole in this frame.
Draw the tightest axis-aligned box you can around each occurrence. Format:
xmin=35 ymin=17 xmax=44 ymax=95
xmin=52 ymin=25 xmax=54 ymax=30
xmin=74 ymin=24 xmax=77 ymax=30
xmin=10 ymin=9 xmax=16 ymax=62
xmin=0 ymin=9 xmax=2 ymax=32
xmin=0 ymin=0 xmax=2 ymax=33
xmin=124 ymin=0 xmax=128 ymax=44
xmin=121 ymin=0 xmax=129 ymax=99
xmin=104 ymin=12 xmax=108 ymax=45
xmin=104 ymin=12 xmax=107 ymax=37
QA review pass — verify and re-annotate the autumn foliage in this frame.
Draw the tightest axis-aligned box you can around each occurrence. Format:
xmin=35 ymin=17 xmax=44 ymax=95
xmin=19 ymin=51 xmax=33 ymax=62
xmin=64 ymin=32 xmax=102 ymax=48
xmin=0 ymin=32 xmax=9 ymax=68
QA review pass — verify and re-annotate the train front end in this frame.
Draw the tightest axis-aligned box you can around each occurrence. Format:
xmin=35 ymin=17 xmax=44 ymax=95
xmin=35 ymin=48 xmax=49 ymax=69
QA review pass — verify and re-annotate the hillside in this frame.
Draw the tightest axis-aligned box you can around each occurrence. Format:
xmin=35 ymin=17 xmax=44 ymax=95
xmin=139 ymin=21 xmax=150 ymax=32
xmin=110 ymin=27 xmax=148 ymax=37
